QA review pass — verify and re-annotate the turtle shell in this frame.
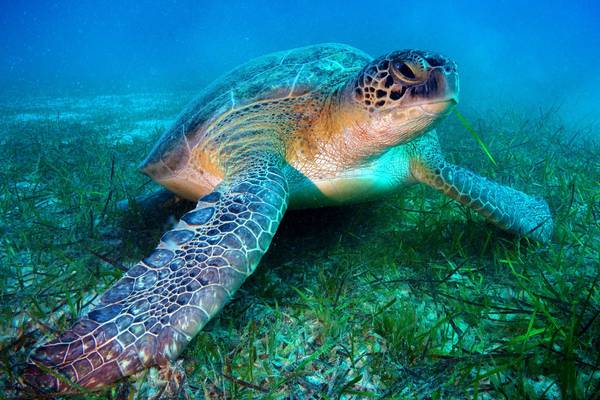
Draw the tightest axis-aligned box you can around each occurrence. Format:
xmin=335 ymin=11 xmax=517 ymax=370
xmin=140 ymin=43 xmax=371 ymax=178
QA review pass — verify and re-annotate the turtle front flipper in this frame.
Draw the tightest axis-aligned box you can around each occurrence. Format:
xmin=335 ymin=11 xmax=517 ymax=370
xmin=23 ymin=151 xmax=288 ymax=395
xmin=412 ymin=158 xmax=553 ymax=243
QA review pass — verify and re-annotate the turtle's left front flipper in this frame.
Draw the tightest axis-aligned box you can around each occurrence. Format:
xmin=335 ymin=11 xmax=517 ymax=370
xmin=412 ymin=158 xmax=553 ymax=243
xmin=23 ymin=151 xmax=288 ymax=395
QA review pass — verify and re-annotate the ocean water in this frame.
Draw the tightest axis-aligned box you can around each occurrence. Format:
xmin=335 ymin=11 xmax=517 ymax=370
xmin=2 ymin=1 xmax=599 ymax=124
xmin=1 ymin=1 xmax=599 ymax=399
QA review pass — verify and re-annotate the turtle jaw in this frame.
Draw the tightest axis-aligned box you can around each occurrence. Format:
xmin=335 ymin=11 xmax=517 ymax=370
xmin=378 ymin=65 xmax=459 ymax=144
xmin=416 ymin=97 xmax=458 ymax=117
xmin=406 ymin=67 xmax=459 ymax=113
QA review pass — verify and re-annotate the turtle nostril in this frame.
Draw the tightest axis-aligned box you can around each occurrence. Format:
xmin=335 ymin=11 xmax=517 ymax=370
xmin=395 ymin=61 xmax=416 ymax=80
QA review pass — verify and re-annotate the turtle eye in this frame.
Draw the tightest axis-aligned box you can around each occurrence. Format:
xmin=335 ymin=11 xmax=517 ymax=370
xmin=393 ymin=61 xmax=416 ymax=80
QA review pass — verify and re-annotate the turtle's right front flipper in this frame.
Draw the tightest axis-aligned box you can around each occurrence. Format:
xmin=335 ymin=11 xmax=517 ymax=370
xmin=412 ymin=158 xmax=553 ymax=243
xmin=23 ymin=152 xmax=288 ymax=395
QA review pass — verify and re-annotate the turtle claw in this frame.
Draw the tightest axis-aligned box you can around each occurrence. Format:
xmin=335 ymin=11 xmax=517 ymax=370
xmin=134 ymin=361 xmax=188 ymax=400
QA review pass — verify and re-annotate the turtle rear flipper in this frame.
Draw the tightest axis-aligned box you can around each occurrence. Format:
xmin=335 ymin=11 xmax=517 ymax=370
xmin=116 ymin=188 xmax=185 ymax=214
xmin=24 ymin=151 xmax=288 ymax=395
xmin=413 ymin=157 xmax=553 ymax=243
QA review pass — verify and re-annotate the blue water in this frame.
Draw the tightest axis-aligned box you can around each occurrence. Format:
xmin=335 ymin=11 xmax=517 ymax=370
xmin=2 ymin=0 xmax=599 ymax=125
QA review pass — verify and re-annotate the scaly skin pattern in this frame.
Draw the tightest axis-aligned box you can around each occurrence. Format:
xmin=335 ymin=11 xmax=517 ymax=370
xmin=409 ymin=132 xmax=553 ymax=242
xmin=24 ymin=150 xmax=288 ymax=394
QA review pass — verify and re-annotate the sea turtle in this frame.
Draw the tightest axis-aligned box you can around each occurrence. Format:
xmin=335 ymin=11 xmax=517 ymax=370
xmin=23 ymin=43 xmax=553 ymax=396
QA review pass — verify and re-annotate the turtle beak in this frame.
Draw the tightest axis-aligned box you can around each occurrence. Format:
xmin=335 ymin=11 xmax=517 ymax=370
xmin=444 ymin=69 xmax=460 ymax=105
xmin=420 ymin=51 xmax=459 ymax=105
xmin=428 ymin=65 xmax=459 ymax=106
xmin=416 ymin=67 xmax=459 ymax=115
xmin=396 ymin=52 xmax=459 ymax=109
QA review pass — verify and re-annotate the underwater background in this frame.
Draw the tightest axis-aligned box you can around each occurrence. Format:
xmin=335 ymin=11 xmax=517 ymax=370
xmin=1 ymin=1 xmax=599 ymax=399
xmin=2 ymin=0 xmax=599 ymax=125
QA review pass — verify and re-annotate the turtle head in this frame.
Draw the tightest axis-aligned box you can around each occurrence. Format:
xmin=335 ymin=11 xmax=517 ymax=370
xmin=342 ymin=50 xmax=459 ymax=147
